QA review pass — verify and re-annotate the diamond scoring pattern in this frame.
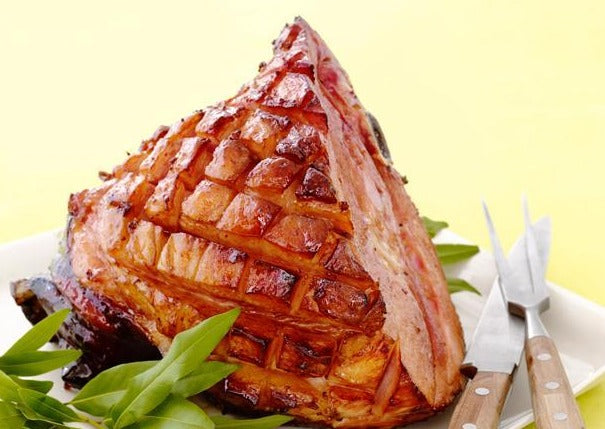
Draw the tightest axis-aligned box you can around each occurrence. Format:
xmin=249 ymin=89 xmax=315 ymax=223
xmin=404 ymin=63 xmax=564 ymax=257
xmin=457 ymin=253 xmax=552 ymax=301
xmin=106 ymin=68 xmax=381 ymax=368
xmin=83 ymin=20 xmax=419 ymax=423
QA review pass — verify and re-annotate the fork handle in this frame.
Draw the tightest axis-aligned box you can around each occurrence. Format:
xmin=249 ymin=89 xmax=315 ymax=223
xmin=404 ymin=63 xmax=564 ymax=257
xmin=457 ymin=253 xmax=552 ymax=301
xmin=525 ymin=336 xmax=585 ymax=428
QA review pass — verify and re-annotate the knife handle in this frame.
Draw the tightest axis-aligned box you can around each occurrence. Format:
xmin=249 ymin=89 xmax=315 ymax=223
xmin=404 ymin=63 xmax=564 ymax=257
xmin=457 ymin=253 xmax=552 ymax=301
xmin=449 ymin=371 xmax=512 ymax=429
xmin=525 ymin=335 xmax=585 ymax=428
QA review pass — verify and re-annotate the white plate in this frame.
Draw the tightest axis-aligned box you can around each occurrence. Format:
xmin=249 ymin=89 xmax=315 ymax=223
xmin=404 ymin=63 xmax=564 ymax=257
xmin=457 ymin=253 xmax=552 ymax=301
xmin=1 ymin=229 xmax=605 ymax=428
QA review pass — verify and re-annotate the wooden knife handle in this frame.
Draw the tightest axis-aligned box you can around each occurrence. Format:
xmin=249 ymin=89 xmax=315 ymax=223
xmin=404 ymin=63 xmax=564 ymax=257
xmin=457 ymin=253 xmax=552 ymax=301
xmin=525 ymin=335 xmax=585 ymax=428
xmin=449 ymin=371 xmax=512 ymax=429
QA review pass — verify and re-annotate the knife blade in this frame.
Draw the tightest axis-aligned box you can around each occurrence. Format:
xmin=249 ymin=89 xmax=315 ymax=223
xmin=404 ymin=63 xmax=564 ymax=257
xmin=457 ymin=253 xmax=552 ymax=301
xmin=449 ymin=217 xmax=550 ymax=429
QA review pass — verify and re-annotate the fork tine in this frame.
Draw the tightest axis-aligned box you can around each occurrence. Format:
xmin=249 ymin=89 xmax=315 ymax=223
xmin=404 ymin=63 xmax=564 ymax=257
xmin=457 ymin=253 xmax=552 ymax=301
xmin=482 ymin=200 xmax=511 ymax=280
xmin=534 ymin=216 xmax=552 ymax=273
xmin=522 ymin=197 xmax=546 ymax=294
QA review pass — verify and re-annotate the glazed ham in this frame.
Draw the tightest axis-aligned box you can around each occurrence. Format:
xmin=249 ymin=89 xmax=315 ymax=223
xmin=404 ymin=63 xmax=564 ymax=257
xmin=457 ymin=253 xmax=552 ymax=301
xmin=12 ymin=18 xmax=464 ymax=428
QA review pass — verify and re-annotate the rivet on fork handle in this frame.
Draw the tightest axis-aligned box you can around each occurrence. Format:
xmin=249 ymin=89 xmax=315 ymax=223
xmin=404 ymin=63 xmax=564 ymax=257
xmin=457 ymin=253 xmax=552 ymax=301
xmin=525 ymin=335 xmax=585 ymax=428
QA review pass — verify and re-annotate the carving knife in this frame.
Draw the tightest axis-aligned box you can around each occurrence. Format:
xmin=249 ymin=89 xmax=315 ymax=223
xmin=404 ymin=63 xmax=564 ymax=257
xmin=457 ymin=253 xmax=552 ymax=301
xmin=449 ymin=217 xmax=550 ymax=429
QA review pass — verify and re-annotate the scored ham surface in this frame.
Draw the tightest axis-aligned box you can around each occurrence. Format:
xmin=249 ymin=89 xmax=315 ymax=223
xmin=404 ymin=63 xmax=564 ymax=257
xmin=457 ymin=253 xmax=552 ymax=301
xmin=12 ymin=18 xmax=464 ymax=428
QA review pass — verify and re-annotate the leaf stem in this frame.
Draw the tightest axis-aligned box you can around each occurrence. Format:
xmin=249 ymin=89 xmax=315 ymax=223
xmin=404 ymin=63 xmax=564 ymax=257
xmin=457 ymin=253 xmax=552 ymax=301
xmin=78 ymin=412 xmax=105 ymax=429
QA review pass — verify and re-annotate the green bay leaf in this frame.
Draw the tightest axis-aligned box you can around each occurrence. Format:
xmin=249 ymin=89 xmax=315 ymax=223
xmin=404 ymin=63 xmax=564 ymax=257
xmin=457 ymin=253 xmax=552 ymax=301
xmin=22 ymin=421 xmax=54 ymax=429
xmin=22 ymin=419 xmax=72 ymax=429
xmin=17 ymin=388 xmax=81 ymax=424
xmin=70 ymin=360 xmax=157 ymax=416
xmin=0 ymin=350 xmax=82 ymax=376
xmin=0 ymin=370 xmax=22 ymax=402
xmin=211 ymin=414 xmax=293 ymax=429
xmin=4 ymin=309 xmax=70 ymax=357
xmin=0 ymin=400 xmax=26 ymax=427
xmin=422 ymin=216 xmax=449 ymax=238
xmin=172 ymin=361 xmax=239 ymax=398
xmin=127 ymin=395 xmax=213 ymax=429
xmin=111 ymin=308 xmax=240 ymax=429
xmin=447 ymin=278 xmax=481 ymax=295
xmin=435 ymin=243 xmax=479 ymax=265
xmin=10 ymin=376 xmax=53 ymax=394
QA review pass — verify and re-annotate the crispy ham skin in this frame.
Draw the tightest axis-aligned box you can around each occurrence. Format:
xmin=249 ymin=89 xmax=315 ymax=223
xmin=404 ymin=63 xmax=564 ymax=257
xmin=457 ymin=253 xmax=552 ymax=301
xmin=12 ymin=18 xmax=463 ymax=428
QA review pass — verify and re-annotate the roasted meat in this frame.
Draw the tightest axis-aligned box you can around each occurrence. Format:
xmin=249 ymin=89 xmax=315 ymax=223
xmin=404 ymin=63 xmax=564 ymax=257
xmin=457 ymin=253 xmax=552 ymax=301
xmin=12 ymin=18 xmax=464 ymax=428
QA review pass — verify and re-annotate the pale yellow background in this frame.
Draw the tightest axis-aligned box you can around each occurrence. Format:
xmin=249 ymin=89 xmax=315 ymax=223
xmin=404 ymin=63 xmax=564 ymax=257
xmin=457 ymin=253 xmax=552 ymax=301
xmin=1 ymin=0 xmax=604 ymax=426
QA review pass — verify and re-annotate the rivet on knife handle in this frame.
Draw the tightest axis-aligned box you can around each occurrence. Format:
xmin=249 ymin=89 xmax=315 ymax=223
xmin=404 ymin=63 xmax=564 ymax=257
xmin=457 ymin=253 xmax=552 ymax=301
xmin=449 ymin=371 xmax=512 ymax=429
xmin=525 ymin=334 xmax=585 ymax=428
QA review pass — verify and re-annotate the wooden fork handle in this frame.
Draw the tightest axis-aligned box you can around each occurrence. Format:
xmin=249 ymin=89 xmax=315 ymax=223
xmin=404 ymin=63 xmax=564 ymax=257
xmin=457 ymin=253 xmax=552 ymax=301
xmin=525 ymin=335 xmax=585 ymax=428
xmin=449 ymin=371 xmax=512 ymax=429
